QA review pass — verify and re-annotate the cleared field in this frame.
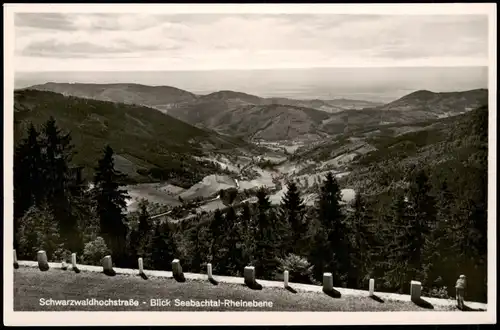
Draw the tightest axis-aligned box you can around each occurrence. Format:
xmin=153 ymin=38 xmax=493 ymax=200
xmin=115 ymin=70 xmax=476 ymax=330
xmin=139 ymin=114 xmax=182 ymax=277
xmin=126 ymin=183 xmax=182 ymax=212
xmin=179 ymin=174 xmax=237 ymax=201
xmin=14 ymin=267 xmax=459 ymax=312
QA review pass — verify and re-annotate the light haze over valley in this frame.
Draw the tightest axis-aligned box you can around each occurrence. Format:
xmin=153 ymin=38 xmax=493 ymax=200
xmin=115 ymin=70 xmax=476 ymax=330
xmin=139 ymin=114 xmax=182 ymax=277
xmin=15 ymin=66 xmax=487 ymax=103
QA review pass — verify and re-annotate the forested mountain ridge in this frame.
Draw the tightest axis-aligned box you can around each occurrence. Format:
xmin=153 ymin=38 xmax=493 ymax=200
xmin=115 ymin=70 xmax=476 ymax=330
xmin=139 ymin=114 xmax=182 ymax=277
xmin=26 ymin=83 xmax=488 ymax=142
xmin=27 ymin=82 xmax=198 ymax=107
xmin=341 ymin=104 xmax=488 ymax=195
xmin=14 ymin=89 xmax=257 ymax=187
xmin=374 ymin=88 xmax=487 ymax=114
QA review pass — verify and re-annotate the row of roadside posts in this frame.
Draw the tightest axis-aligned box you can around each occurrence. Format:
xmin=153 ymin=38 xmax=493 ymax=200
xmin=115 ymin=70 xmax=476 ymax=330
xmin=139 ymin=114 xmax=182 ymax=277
xmin=14 ymin=249 xmax=425 ymax=302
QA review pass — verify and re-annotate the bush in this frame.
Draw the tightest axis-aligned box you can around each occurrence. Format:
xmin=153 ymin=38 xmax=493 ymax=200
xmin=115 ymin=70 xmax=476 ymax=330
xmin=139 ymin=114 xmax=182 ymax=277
xmin=275 ymin=254 xmax=317 ymax=285
xmin=16 ymin=204 xmax=61 ymax=261
xmin=426 ymin=286 xmax=450 ymax=299
xmin=82 ymin=237 xmax=110 ymax=265
xmin=53 ymin=248 xmax=72 ymax=262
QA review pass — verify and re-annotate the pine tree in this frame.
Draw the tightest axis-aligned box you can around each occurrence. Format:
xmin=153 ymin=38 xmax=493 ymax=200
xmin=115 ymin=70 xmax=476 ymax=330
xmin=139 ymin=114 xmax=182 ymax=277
xmin=149 ymin=222 xmax=176 ymax=271
xmin=450 ymin=163 xmax=487 ymax=301
xmin=128 ymin=227 xmax=141 ymax=268
xmin=314 ymin=172 xmax=348 ymax=286
xmin=14 ymin=123 xmax=44 ymax=246
xmin=279 ymin=180 xmax=306 ymax=255
xmin=221 ymin=207 xmax=245 ymax=276
xmin=254 ymin=187 xmax=280 ymax=278
xmin=347 ymin=192 xmax=373 ymax=288
xmin=240 ymin=202 xmax=256 ymax=265
xmin=137 ymin=200 xmax=152 ymax=257
xmin=422 ymin=179 xmax=454 ymax=293
xmin=209 ymin=209 xmax=225 ymax=261
xmin=308 ymin=217 xmax=331 ymax=281
xmin=127 ymin=201 xmax=151 ymax=267
xmin=241 ymin=202 xmax=253 ymax=234
xmin=383 ymin=191 xmax=412 ymax=293
xmin=406 ymin=169 xmax=436 ymax=281
xmin=39 ymin=117 xmax=83 ymax=252
xmin=186 ymin=224 xmax=207 ymax=273
xmin=40 ymin=117 xmax=73 ymax=203
xmin=92 ymin=145 xmax=129 ymax=266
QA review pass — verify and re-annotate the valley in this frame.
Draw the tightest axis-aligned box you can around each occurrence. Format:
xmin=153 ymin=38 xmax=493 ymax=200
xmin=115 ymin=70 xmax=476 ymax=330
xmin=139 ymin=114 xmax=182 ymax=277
xmin=13 ymin=82 xmax=489 ymax=304
xmin=14 ymin=84 xmax=489 ymax=224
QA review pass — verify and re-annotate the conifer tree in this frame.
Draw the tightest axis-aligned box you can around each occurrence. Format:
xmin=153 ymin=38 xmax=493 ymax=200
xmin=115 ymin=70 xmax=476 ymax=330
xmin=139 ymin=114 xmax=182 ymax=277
xmin=279 ymin=180 xmax=306 ymax=254
xmin=92 ymin=145 xmax=129 ymax=266
xmin=240 ymin=202 xmax=256 ymax=264
xmin=254 ymin=187 xmax=279 ymax=278
xmin=308 ymin=217 xmax=331 ymax=281
xmin=137 ymin=200 xmax=152 ymax=257
xmin=149 ymin=222 xmax=176 ymax=271
xmin=129 ymin=227 xmax=141 ymax=268
xmin=313 ymin=172 xmax=348 ymax=286
xmin=221 ymin=207 xmax=245 ymax=276
xmin=383 ymin=190 xmax=413 ymax=292
xmin=40 ymin=117 xmax=83 ymax=252
xmin=422 ymin=179 xmax=454 ymax=292
xmin=41 ymin=117 xmax=73 ymax=203
xmin=127 ymin=201 xmax=151 ymax=267
xmin=241 ymin=202 xmax=253 ymax=235
xmin=406 ymin=169 xmax=436 ymax=281
xmin=186 ymin=224 xmax=207 ymax=273
xmin=347 ymin=192 xmax=373 ymax=288
xmin=14 ymin=123 xmax=44 ymax=245
xmin=209 ymin=209 xmax=225 ymax=261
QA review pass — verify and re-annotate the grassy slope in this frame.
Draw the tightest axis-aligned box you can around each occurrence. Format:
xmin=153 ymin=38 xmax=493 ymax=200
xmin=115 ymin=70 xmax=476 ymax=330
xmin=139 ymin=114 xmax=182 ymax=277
xmin=14 ymin=267 xmax=456 ymax=311
xmin=14 ymin=89 xmax=254 ymax=184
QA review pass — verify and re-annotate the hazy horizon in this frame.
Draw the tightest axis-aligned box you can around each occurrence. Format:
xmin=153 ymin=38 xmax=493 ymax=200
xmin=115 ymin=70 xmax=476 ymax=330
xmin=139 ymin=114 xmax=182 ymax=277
xmin=13 ymin=12 xmax=488 ymax=103
xmin=15 ymin=66 xmax=488 ymax=103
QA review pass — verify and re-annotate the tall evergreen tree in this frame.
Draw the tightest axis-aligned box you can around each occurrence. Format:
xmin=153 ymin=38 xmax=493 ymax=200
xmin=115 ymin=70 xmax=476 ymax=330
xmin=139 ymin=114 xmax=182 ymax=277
xmin=209 ymin=209 xmax=225 ymax=261
xmin=347 ymin=192 xmax=373 ymax=288
xmin=40 ymin=117 xmax=84 ymax=252
xmin=92 ymin=145 xmax=129 ymax=266
xmin=279 ymin=180 xmax=306 ymax=254
xmin=129 ymin=227 xmax=141 ymax=268
xmin=221 ymin=207 xmax=245 ymax=276
xmin=254 ymin=187 xmax=280 ymax=278
xmin=40 ymin=117 xmax=73 ymax=203
xmin=313 ymin=172 xmax=348 ymax=286
xmin=137 ymin=200 xmax=152 ymax=257
xmin=186 ymin=224 xmax=207 ymax=273
xmin=128 ymin=201 xmax=151 ymax=267
xmin=406 ymin=169 xmax=436 ymax=281
xmin=240 ymin=202 xmax=256 ymax=265
xmin=308 ymin=217 xmax=331 ymax=281
xmin=14 ymin=123 xmax=44 ymax=246
xmin=422 ymin=179 xmax=454 ymax=293
xmin=149 ymin=222 xmax=176 ymax=271
xmin=383 ymin=191 xmax=412 ymax=292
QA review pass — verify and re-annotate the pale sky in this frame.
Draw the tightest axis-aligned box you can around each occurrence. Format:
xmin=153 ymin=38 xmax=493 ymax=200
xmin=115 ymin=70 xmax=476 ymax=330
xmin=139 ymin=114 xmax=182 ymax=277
xmin=14 ymin=13 xmax=489 ymax=72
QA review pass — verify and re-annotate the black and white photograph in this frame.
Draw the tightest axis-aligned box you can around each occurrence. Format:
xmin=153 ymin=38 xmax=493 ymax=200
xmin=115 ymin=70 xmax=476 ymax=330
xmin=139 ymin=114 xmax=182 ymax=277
xmin=3 ymin=3 xmax=496 ymax=326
